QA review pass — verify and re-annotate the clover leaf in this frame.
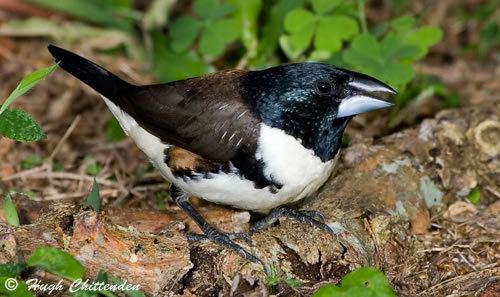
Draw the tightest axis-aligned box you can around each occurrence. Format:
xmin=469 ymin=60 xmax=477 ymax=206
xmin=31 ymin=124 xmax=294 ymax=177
xmin=313 ymin=267 xmax=396 ymax=297
xmin=169 ymin=0 xmax=240 ymax=58
xmin=280 ymin=0 xmax=358 ymax=60
xmin=343 ymin=15 xmax=442 ymax=89
xmin=344 ymin=34 xmax=416 ymax=87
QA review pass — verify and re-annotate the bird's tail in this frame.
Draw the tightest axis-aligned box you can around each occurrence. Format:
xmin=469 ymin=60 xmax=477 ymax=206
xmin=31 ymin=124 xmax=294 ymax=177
xmin=47 ymin=44 xmax=132 ymax=100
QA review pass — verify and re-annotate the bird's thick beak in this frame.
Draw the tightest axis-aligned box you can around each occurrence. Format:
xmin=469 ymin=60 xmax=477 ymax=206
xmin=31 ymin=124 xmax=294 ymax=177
xmin=337 ymin=75 xmax=396 ymax=118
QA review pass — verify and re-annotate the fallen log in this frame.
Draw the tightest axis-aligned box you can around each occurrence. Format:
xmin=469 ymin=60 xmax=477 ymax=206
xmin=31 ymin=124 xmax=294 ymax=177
xmin=1 ymin=102 xmax=499 ymax=296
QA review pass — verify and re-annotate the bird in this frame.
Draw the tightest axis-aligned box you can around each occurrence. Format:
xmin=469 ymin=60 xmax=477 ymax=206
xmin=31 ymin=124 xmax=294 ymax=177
xmin=48 ymin=44 xmax=395 ymax=263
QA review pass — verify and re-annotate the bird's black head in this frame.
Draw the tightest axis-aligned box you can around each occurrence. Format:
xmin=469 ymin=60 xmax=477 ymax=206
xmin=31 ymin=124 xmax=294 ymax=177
xmin=240 ymin=63 xmax=396 ymax=161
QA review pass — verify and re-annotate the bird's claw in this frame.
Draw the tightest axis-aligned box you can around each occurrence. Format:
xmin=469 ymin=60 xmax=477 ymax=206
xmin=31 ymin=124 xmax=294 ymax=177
xmin=187 ymin=230 xmax=261 ymax=264
xmin=187 ymin=231 xmax=252 ymax=244
xmin=251 ymin=207 xmax=332 ymax=235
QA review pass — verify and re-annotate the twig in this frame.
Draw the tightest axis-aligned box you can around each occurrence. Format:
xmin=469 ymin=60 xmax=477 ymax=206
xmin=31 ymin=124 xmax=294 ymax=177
xmin=8 ymin=171 xmax=127 ymax=193
xmin=47 ymin=115 xmax=81 ymax=163
xmin=43 ymin=188 xmax=119 ymax=201
xmin=1 ymin=164 xmax=48 ymax=181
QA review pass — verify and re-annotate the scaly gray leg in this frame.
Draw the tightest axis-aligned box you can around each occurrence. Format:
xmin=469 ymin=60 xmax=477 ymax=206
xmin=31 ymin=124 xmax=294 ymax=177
xmin=170 ymin=185 xmax=261 ymax=264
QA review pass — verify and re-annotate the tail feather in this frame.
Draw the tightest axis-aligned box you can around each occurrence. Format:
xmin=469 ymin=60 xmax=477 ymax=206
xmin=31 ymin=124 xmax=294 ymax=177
xmin=47 ymin=44 xmax=131 ymax=100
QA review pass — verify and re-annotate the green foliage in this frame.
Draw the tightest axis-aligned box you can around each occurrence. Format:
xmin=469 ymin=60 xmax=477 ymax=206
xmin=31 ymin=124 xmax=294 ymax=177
xmin=343 ymin=15 xmax=442 ymax=89
xmin=313 ymin=267 xmax=396 ymax=297
xmin=27 ymin=247 xmax=85 ymax=281
xmin=2 ymin=248 xmax=145 ymax=297
xmin=280 ymin=0 xmax=359 ymax=60
xmin=0 ymin=263 xmax=26 ymax=277
xmin=468 ymin=187 xmax=481 ymax=205
xmin=152 ymin=32 xmax=212 ymax=82
xmin=264 ymin=264 xmax=280 ymax=288
xmin=250 ymin=0 xmax=304 ymax=67
xmin=0 ymin=108 xmax=46 ymax=142
xmin=0 ymin=0 xmax=447 ymax=143
xmin=0 ymin=63 xmax=57 ymax=142
xmin=264 ymin=264 xmax=303 ymax=290
xmin=0 ymin=277 xmax=32 ymax=297
xmin=0 ymin=63 xmax=58 ymax=115
xmin=104 ymin=118 xmax=127 ymax=143
xmin=155 ymin=191 xmax=170 ymax=209
xmin=285 ymin=277 xmax=302 ymax=289
xmin=86 ymin=178 xmax=101 ymax=212
xmin=85 ymin=157 xmax=100 ymax=176
xmin=21 ymin=154 xmax=44 ymax=169
xmin=169 ymin=0 xmax=240 ymax=58
xmin=227 ymin=0 xmax=261 ymax=59
xmin=3 ymin=194 xmax=20 ymax=227
xmin=24 ymin=0 xmax=139 ymax=31
xmin=479 ymin=21 xmax=499 ymax=56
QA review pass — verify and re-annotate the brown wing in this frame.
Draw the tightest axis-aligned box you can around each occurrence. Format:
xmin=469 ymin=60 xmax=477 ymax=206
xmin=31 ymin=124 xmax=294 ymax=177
xmin=119 ymin=71 xmax=261 ymax=163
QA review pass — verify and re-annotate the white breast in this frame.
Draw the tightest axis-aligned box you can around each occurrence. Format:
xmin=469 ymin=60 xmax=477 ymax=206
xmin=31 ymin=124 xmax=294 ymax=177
xmin=102 ymin=97 xmax=337 ymax=213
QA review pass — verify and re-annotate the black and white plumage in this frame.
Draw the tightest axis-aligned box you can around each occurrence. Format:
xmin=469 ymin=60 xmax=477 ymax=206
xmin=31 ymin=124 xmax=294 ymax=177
xmin=48 ymin=45 xmax=395 ymax=263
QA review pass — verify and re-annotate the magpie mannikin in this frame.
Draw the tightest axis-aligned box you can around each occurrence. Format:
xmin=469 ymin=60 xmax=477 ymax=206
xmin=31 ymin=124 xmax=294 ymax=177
xmin=48 ymin=45 xmax=395 ymax=263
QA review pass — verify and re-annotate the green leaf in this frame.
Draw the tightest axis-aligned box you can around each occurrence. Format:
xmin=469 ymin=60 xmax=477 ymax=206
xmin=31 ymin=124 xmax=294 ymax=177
xmin=26 ymin=247 xmax=84 ymax=281
xmin=351 ymin=34 xmax=382 ymax=58
xmin=390 ymin=15 xmax=415 ymax=32
xmin=284 ymin=9 xmax=315 ymax=33
xmin=282 ymin=9 xmax=316 ymax=55
xmin=3 ymin=194 xmax=20 ymax=227
xmin=104 ymin=118 xmax=126 ymax=143
xmin=85 ymin=158 xmax=100 ymax=176
xmin=381 ymin=62 xmax=414 ymax=86
xmin=313 ymin=267 xmax=396 ymax=297
xmin=381 ymin=35 xmax=420 ymax=61
xmin=0 ymin=107 xmax=46 ymax=142
xmin=169 ymin=16 xmax=202 ymax=53
xmin=109 ymin=277 xmax=145 ymax=297
xmin=21 ymin=154 xmax=44 ymax=169
xmin=341 ymin=267 xmax=396 ymax=297
xmin=344 ymin=34 xmax=383 ymax=71
xmin=193 ymin=0 xmax=219 ymax=20
xmin=86 ymin=178 xmax=101 ymax=212
xmin=0 ymin=277 xmax=33 ymax=297
xmin=228 ymin=0 xmax=261 ymax=57
xmin=210 ymin=2 xmax=237 ymax=20
xmin=251 ymin=0 xmax=304 ymax=66
xmin=311 ymin=0 xmax=341 ymax=14
xmin=0 ymin=18 xmax=143 ymax=61
xmin=24 ymin=0 xmax=136 ymax=31
xmin=468 ymin=187 xmax=481 ymax=204
xmin=405 ymin=26 xmax=442 ymax=47
xmin=199 ymin=19 xmax=240 ymax=57
xmin=0 ymin=63 xmax=58 ymax=115
xmin=0 ymin=263 xmax=26 ymax=277
xmin=403 ymin=26 xmax=442 ymax=58
xmin=285 ymin=277 xmax=302 ymax=289
xmin=141 ymin=0 xmax=176 ymax=31
xmin=315 ymin=15 xmax=358 ymax=52
xmin=152 ymin=33 xmax=211 ymax=82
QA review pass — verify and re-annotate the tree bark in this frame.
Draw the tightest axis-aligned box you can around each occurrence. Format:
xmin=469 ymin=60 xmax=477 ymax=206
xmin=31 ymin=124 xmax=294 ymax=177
xmin=1 ymin=102 xmax=499 ymax=296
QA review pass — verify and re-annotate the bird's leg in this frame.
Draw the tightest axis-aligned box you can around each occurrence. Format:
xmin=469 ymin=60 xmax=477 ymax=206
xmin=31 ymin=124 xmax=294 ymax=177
xmin=170 ymin=185 xmax=261 ymax=264
xmin=251 ymin=206 xmax=333 ymax=234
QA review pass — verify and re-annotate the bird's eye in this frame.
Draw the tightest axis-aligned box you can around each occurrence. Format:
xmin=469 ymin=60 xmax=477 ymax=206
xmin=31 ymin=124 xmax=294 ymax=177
xmin=315 ymin=80 xmax=332 ymax=96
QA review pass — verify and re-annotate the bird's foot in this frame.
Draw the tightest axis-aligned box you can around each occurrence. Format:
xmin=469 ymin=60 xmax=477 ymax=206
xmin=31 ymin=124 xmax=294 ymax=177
xmin=187 ymin=228 xmax=261 ymax=264
xmin=251 ymin=207 xmax=332 ymax=234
